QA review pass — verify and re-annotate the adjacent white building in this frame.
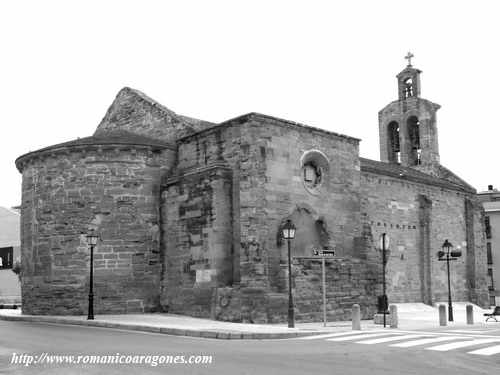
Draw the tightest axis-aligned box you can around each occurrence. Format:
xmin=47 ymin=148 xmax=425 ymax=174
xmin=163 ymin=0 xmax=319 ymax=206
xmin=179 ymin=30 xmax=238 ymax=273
xmin=478 ymin=186 xmax=500 ymax=306
xmin=0 ymin=206 xmax=21 ymax=304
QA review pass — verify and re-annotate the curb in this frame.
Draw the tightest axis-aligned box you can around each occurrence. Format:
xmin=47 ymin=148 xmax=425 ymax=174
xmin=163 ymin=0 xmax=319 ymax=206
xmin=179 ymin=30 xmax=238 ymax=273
xmin=0 ymin=304 xmax=19 ymax=310
xmin=0 ymin=313 xmax=320 ymax=340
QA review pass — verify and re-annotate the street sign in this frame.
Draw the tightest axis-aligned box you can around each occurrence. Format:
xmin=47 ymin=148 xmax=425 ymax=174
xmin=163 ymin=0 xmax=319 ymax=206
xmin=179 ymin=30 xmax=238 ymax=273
xmin=312 ymin=248 xmax=335 ymax=257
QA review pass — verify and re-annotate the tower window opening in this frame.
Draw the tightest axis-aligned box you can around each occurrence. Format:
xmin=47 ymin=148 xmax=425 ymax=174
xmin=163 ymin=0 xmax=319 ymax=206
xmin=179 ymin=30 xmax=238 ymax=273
xmin=404 ymin=78 xmax=414 ymax=98
xmin=387 ymin=121 xmax=400 ymax=163
xmin=407 ymin=116 xmax=421 ymax=166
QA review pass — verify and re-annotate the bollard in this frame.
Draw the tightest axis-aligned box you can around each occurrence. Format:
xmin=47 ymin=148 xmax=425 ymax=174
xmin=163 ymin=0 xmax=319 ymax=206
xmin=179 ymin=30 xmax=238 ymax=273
xmin=466 ymin=304 xmax=474 ymax=325
xmin=352 ymin=304 xmax=361 ymax=330
xmin=389 ymin=305 xmax=398 ymax=328
xmin=439 ymin=304 xmax=447 ymax=326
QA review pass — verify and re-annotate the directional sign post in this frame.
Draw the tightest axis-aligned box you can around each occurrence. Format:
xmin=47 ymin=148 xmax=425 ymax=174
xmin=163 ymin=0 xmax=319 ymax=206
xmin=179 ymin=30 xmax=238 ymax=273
xmin=322 ymin=256 xmax=326 ymax=327
xmin=311 ymin=248 xmax=335 ymax=326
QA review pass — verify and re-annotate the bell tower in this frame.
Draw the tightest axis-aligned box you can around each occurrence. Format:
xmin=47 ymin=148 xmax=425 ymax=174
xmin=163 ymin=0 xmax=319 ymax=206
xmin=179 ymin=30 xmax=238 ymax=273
xmin=379 ymin=53 xmax=441 ymax=173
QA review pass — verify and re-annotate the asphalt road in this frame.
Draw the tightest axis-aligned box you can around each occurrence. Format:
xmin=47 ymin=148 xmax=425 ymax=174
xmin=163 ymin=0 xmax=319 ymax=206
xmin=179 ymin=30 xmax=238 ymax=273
xmin=1 ymin=320 xmax=499 ymax=374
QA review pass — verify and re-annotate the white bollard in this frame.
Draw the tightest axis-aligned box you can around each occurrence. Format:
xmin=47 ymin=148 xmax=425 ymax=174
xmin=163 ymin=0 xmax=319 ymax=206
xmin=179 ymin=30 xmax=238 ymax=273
xmin=389 ymin=305 xmax=398 ymax=328
xmin=439 ymin=304 xmax=447 ymax=326
xmin=466 ymin=304 xmax=474 ymax=325
xmin=352 ymin=304 xmax=361 ymax=330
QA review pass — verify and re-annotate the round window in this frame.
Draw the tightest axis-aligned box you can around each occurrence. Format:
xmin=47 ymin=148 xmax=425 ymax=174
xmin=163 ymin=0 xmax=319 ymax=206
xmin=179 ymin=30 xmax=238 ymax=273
xmin=300 ymin=150 xmax=329 ymax=195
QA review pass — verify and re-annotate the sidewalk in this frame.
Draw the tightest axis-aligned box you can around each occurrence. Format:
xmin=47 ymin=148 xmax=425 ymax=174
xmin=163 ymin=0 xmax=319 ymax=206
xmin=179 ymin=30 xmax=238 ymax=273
xmin=0 ymin=302 xmax=496 ymax=340
xmin=0 ymin=309 xmax=350 ymax=340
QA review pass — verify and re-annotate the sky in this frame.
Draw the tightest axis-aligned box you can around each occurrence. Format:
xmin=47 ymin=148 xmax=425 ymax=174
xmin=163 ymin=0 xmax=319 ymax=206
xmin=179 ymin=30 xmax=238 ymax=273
xmin=1 ymin=0 xmax=499 ymax=208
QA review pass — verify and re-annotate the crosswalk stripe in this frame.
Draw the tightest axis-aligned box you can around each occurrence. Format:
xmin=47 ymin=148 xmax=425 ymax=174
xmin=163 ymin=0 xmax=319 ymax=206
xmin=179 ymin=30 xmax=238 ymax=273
xmin=391 ymin=336 xmax=469 ymax=348
xmin=356 ymin=334 xmax=428 ymax=344
xmin=447 ymin=330 xmax=490 ymax=334
xmin=426 ymin=338 xmax=500 ymax=351
xmin=299 ymin=330 xmax=385 ymax=340
xmin=468 ymin=344 xmax=500 ymax=356
xmin=327 ymin=332 xmax=402 ymax=342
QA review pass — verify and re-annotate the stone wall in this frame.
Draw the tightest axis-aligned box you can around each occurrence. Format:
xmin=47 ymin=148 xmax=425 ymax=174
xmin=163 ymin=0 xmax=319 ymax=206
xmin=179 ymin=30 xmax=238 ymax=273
xmin=161 ymin=164 xmax=233 ymax=317
xmin=293 ymin=258 xmax=377 ymax=322
xmin=161 ymin=114 xmax=379 ymax=322
xmin=18 ymin=143 xmax=174 ymax=315
xmin=360 ymin=170 xmax=489 ymax=307
xmin=241 ymin=115 xmax=362 ymax=291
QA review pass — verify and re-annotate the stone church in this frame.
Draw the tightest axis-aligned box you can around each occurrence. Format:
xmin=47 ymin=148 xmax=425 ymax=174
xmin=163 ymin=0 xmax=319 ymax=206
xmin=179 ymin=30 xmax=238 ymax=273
xmin=16 ymin=60 xmax=489 ymax=322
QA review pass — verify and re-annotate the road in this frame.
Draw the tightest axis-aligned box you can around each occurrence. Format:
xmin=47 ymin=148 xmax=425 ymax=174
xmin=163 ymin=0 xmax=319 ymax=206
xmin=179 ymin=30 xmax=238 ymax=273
xmin=1 ymin=320 xmax=500 ymax=374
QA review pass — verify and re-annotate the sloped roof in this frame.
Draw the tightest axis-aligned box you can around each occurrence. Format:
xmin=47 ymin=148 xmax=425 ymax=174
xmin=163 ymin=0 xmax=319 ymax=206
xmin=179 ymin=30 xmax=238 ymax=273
xmin=436 ymin=165 xmax=476 ymax=191
xmin=360 ymin=158 xmax=475 ymax=193
xmin=95 ymin=87 xmax=216 ymax=141
xmin=180 ymin=112 xmax=360 ymax=143
xmin=15 ymin=130 xmax=175 ymax=172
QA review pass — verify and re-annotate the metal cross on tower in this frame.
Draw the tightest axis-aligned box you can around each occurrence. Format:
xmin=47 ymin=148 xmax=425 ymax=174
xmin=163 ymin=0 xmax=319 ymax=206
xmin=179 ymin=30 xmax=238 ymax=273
xmin=405 ymin=52 xmax=414 ymax=67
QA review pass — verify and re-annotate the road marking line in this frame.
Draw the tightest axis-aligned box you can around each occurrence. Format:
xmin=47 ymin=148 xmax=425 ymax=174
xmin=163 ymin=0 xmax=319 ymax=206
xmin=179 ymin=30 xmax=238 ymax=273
xmin=446 ymin=330 xmax=490 ymax=334
xmin=299 ymin=330 xmax=386 ymax=340
xmin=383 ymin=330 xmax=500 ymax=339
xmin=327 ymin=332 xmax=403 ymax=342
xmin=426 ymin=338 xmax=500 ymax=351
xmin=391 ymin=336 xmax=469 ymax=348
xmin=468 ymin=344 xmax=500 ymax=356
xmin=356 ymin=334 xmax=428 ymax=344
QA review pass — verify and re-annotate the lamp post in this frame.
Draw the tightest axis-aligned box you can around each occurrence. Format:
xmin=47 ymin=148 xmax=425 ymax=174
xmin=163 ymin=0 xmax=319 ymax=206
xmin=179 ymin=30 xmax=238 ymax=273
xmin=282 ymin=219 xmax=296 ymax=328
xmin=378 ymin=233 xmax=390 ymax=327
xmin=437 ymin=239 xmax=461 ymax=322
xmin=86 ymin=229 xmax=99 ymax=320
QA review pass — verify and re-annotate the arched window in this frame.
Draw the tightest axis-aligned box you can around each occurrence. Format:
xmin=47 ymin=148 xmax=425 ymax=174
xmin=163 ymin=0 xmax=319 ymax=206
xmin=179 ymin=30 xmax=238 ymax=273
xmin=407 ymin=116 xmax=421 ymax=165
xmin=387 ymin=121 xmax=400 ymax=163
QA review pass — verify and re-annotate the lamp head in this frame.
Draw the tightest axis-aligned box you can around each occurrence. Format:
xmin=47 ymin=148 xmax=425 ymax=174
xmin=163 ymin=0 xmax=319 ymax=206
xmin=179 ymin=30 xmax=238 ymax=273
xmin=282 ymin=220 xmax=296 ymax=240
xmin=86 ymin=229 xmax=99 ymax=246
xmin=442 ymin=239 xmax=453 ymax=252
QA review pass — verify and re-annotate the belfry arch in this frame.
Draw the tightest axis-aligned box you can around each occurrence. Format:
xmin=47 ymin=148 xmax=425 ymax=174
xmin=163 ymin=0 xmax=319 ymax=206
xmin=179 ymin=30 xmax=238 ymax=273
xmin=407 ymin=116 xmax=421 ymax=165
xmin=387 ymin=121 xmax=400 ymax=163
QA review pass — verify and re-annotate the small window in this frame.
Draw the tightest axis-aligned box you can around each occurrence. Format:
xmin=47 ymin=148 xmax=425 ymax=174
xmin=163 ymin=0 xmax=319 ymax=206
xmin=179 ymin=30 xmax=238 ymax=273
xmin=0 ymin=247 xmax=13 ymax=269
xmin=487 ymin=243 xmax=493 ymax=265
xmin=202 ymin=142 xmax=209 ymax=165
xmin=485 ymin=216 xmax=492 ymax=239
xmin=304 ymin=164 xmax=317 ymax=183
xmin=488 ymin=268 xmax=495 ymax=291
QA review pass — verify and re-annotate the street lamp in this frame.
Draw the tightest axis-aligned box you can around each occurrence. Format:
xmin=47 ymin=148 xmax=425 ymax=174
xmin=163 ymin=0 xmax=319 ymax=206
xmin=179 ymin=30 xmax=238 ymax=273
xmin=378 ymin=233 xmax=391 ymax=327
xmin=437 ymin=239 xmax=461 ymax=322
xmin=86 ymin=229 xmax=99 ymax=320
xmin=282 ymin=219 xmax=296 ymax=328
